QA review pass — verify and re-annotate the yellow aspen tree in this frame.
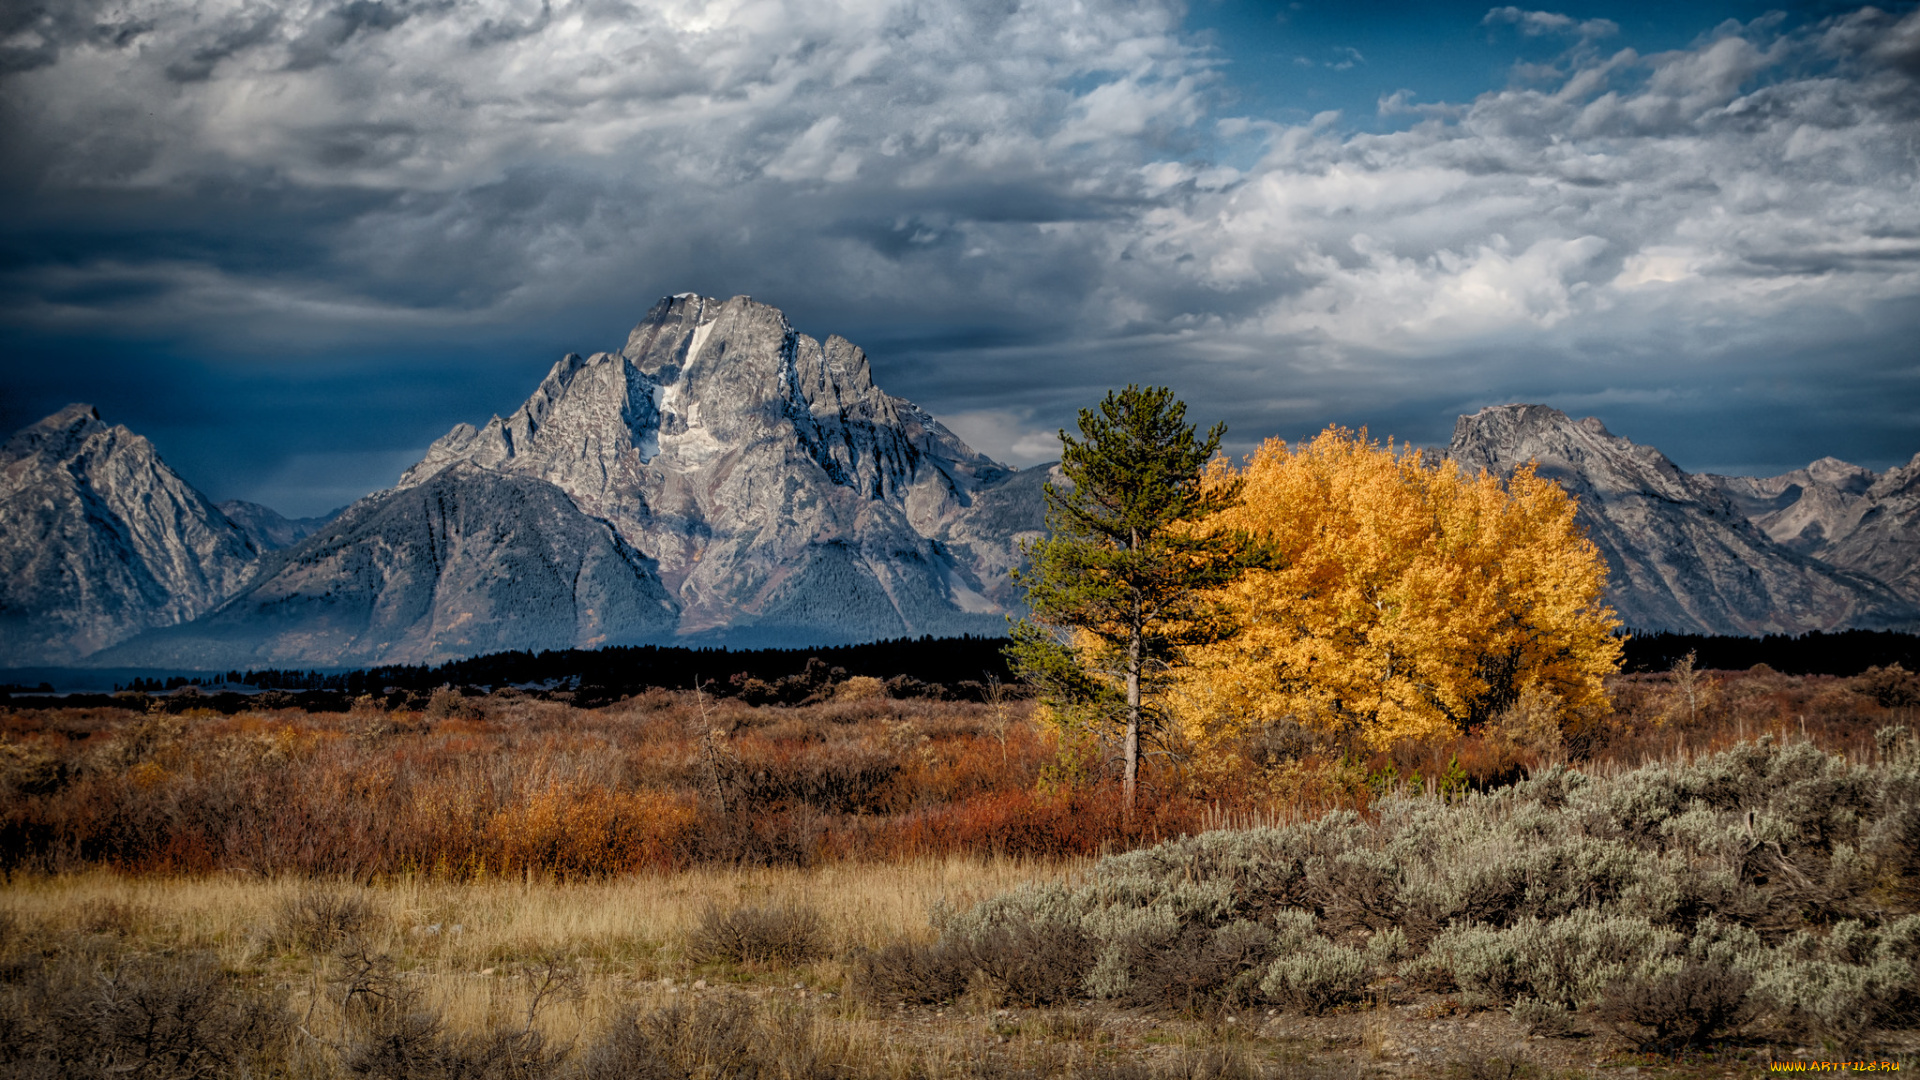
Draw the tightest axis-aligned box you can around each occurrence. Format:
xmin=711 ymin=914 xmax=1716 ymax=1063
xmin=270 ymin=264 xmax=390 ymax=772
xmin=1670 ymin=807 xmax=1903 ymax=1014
xmin=1177 ymin=427 xmax=1620 ymax=752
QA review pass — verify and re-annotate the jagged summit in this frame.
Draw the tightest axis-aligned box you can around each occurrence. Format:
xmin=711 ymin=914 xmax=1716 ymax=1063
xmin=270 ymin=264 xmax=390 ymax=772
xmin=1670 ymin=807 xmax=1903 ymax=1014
xmin=99 ymin=295 xmax=1047 ymax=666
xmin=1449 ymin=404 xmax=1699 ymax=504
xmin=392 ymin=293 xmax=1024 ymax=644
xmin=32 ymin=360 xmax=1920 ymax=668
xmin=0 ymin=403 xmax=260 ymax=663
xmin=2 ymin=403 xmax=109 ymax=469
xmin=1450 ymin=404 xmax=1916 ymax=635
xmin=1705 ymin=450 xmax=1920 ymax=606
xmin=406 ymin=294 xmax=1004 ymax=506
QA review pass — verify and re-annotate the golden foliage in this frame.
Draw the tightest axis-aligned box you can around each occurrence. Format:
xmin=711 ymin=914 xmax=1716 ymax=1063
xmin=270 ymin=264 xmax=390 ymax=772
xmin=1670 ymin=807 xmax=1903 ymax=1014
xmin=1177 ymin=427 xmax=1621 ymax=750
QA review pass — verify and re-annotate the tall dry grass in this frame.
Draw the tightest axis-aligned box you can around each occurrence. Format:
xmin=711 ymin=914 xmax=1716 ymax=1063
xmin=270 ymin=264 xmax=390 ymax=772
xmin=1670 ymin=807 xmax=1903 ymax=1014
xmin=0 ymin=858 xmax=1080 ymax=970
xmin=0 ymin=860 xmax=1141 ymax=1079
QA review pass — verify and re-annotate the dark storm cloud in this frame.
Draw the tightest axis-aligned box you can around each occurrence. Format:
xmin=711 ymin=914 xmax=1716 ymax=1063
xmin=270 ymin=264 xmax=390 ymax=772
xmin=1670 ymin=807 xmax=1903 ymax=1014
xmin=0 ymin=0 xmax=156 ymax=73
xmin=0 ymin=0 xmax=1917 ymax=513
xmin=163 ymin=12 xmax=280 ymax=82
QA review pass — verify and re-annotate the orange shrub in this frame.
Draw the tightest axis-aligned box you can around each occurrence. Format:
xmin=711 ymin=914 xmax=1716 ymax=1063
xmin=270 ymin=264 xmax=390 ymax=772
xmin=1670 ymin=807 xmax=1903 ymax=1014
xmin=0 ymin=670 xmax=1903 ymax=880
xmin=862 ymin=788 xmax=1209 ymax=861
xmin=487 ymin=784 xmax=699 ymax=877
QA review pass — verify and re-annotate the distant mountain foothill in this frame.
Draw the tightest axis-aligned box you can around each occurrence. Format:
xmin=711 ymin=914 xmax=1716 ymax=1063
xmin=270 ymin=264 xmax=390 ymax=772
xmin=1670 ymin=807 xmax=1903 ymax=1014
xmin=3 ymin=294 xmax=1916 ymax=668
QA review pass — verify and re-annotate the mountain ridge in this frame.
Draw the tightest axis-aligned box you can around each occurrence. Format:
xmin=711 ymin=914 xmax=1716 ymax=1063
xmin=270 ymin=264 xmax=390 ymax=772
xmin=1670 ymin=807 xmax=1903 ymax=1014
xmin=1704 ymin=452 xmax=1920 ymax=607
xmin=9 ymin=310 xmax=1920 ymax=667
xmin=1448 ymin=404 xmax=1918 ymax=636
xmin=0 ymin=404 xmax=261 ymax=663
xmin=96 ymin=294 xmax=1046 ymax=666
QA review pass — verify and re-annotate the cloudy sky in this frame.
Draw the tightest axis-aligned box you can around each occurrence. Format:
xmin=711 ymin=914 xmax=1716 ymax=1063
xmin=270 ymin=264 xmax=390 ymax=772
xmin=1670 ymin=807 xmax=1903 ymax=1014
xmin=2 ymin=0 xmax=1916 ymax=516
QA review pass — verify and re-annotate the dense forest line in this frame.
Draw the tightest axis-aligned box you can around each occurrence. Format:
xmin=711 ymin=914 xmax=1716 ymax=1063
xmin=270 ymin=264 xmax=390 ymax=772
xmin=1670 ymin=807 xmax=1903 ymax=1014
xmin=1617 ymin=628 xmax=1920 ymax=675
xmin=5 ymin=629 xmax=1917 ymax=715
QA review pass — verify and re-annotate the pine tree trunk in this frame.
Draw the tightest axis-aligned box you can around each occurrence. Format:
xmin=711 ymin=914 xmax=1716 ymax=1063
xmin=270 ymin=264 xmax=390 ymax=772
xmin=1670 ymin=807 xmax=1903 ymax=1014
xmin=1125 ymin=627 xmax=1141 ymax=812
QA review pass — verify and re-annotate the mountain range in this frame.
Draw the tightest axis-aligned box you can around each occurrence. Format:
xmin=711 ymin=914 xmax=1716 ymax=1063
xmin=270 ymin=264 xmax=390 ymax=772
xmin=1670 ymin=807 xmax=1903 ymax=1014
xmin=1448 ymin=405 xmax=1918 ymax=636
xmin=2 ymin=294 xmax=1915 ymax=668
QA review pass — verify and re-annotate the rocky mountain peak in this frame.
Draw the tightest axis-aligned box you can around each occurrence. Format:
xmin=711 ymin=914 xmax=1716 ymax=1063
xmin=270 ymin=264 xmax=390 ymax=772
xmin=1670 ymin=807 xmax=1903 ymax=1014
xmin=1450 ymin=403 xmax=1702 ymax=506
xmin=2 ymin=403 xmax=110 ymax=469
xmin=1693 ymin=450 xmax=1920 ymax=607
xmin=1869 ymin=453 xmax=1920 ymax=500
xmin=1 ymin=404 xmax=261 ymax=663
xmin=358 ymin=292 xmax=1031 ymax=650
xmin=405 ymin=293 xmax=1002 ymax=514
xmin=1450 ymin=403 xmax=1914 ymax=635
xmin=1807 ymin=456 xmax=1878 ymax=494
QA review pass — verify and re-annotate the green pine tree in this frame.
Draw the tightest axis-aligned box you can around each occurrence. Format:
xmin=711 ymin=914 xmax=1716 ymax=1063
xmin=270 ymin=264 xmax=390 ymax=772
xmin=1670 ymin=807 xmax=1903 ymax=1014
xmin=1008 ymin=385 xmax=1264 ymax=809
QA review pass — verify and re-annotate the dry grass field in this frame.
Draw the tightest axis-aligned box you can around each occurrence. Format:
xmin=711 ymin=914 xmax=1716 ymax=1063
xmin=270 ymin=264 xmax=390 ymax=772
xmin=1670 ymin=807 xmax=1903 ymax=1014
xmin=0 ymin=861 xmax=1109 ymax=1078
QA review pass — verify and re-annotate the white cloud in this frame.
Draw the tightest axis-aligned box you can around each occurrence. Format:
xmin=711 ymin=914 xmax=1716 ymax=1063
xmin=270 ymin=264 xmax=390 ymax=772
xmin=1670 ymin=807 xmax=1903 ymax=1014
xmin=1483 ymin=7 xmax=1620 ymax=41
xmin=1107 ymin=7 xmax=1920 ymax=381
xmin=4 ymin=0 xmax=1204 ymax=195
xmin=940 ymin=408 xmax=1061 ymax=467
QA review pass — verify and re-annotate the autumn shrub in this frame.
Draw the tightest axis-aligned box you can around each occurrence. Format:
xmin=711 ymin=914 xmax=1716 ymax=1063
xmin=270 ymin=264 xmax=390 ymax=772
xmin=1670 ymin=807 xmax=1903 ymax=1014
xmin=0 ymin=943 xmax=293 ymax=1079
xmin=728 ymin=738 xmax=902 ymax=814
xmin=687 ymin=902 xmax=827 ymax=968
xmin=0 ymin=738 xmax=66 ymax=797
xmin=426 ymin=685 xmax=485 ymax=721
xmin=1593 ymin=962 xmax=1755 ymax=1050
xmin=834 ymin=676 xmax=886 ymax=702
xmin=487 ymin=785 xmax=701 ymax=876
xmin=694 ymin=805 xmax=829 ymax=868
xmin=851 ymin=940 xmax=971 ymax=1005
xmin=1856 ymin=662 xmax=1920 ymax=708
xmin=266 ymin=885 xmax=378 ymax=951
xmin=869 ymin=787 xmax=1209 ymax=862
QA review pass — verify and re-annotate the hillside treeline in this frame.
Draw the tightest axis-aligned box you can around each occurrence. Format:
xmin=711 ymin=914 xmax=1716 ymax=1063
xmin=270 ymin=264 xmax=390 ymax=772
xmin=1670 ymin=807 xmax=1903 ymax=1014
xmin=90 ymin=635 xmax=1017 ymax=703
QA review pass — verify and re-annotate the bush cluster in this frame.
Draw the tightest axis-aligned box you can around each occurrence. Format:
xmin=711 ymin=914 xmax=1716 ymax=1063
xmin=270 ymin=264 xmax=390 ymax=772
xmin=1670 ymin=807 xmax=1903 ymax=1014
xmin=862 ymin=731 xmax=1920 ymax=1044
xmin=687 ymin=903 xmax=827 ymax=968
xmin=0 ymin=940 xmax=294 ymax=1078
xmin=2 ymin=663 xmax=1912 ymax=879
xmin=0 ymin=693 xmax=1215 ymax=876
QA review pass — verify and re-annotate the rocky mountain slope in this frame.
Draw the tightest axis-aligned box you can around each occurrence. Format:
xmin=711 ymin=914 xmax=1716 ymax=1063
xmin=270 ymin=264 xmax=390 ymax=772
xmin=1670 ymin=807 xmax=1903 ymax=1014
xmin=394 ymin=293 xmax=1033 ymax=646
xmin=1448 ymin=405 xmax=1917 ymax=635
xmin=1822 ymin=457 xmax=1920 ymax=605
xmin=108 ymin=465 xmax=679 ymax=668
xmin=18 ymin=325 xmax=1920 ymax=667
xmin=1706 ymin=455 xmax=1920 ymax=606
xmin=216 ymin=500 xmax=339 ymax=552
xmin=0 ymin=405 xmax=261 ymax=663
xmin=101 ymin=294 xmax=1047 ymax=666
